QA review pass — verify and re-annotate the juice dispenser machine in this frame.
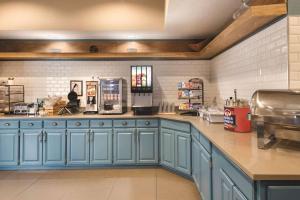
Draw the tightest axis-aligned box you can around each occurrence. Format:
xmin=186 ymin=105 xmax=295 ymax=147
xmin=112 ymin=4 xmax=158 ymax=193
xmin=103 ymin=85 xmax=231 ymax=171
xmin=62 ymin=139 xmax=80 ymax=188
xmin=131 ymin=65 xmax=153 ymax=115
xmin=98 ymin=78 xmax=127 ymax=114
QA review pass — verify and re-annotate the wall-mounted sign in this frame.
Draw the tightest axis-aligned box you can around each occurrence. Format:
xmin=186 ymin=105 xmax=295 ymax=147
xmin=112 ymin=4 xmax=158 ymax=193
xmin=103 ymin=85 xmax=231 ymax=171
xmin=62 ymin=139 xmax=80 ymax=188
xmin=70 ymin=80 xmax=83 ymax=96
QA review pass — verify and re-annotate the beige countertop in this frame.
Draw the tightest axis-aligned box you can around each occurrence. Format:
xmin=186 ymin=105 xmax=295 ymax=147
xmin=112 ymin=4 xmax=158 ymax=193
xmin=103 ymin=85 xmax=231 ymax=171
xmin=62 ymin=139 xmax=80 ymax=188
xmin=1 ymin=113 xmax=300 ymax=181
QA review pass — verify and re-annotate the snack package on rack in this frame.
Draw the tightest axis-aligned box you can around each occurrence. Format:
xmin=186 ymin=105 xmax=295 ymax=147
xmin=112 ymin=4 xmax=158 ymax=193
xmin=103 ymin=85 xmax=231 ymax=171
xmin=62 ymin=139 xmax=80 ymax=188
xmin=179 ymin=103 xmax=190 ymax=110
xmin=189 ymin=90 xmax=202 ymax=98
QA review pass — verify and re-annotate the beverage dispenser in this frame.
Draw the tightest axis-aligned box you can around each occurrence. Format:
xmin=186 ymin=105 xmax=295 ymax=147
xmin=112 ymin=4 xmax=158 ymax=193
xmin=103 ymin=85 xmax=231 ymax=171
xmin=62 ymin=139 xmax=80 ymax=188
xmin=131 ymin=65 xmax=153 ymax=115
xmin=84 ymin=81 xmax=98 ymax=114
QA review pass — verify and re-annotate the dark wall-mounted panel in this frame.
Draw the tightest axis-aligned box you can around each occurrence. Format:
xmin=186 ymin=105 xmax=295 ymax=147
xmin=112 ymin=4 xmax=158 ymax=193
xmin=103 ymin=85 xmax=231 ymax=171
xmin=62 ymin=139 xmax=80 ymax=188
xmin=288 ymin=0 xmax=300 ymax=15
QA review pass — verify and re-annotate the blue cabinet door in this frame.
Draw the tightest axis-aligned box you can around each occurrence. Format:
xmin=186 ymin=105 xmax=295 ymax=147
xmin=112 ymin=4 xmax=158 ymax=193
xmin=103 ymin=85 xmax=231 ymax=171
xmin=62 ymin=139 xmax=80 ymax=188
xmin=90 ymin=129 xmax=113 ymax=165
xmin=137 ymin=128 xmax=158 ymax=164
xmin=0 ymin=130 xmax=19 ymax=166
xmin=160 ymin=128 xmax=175 ymax=168
xmin=67 ymin=129 xmax=90 ymax=166
xmin=267 ymin=186 xmax=300 ymax=200
xmin=113 ymin=128 xmax=136 ymax=164
xmin=192 ymin=139 xmax=201 ymax=190
xmin=20 ymin=129 xmax=43 ymax=166
xmin=200 ymin=146 xmax=212 ymax=200
xmin=219 ymin=169 xmax=234 ymax=200
xmin=43 ymin=129 xmax=66 ymax=166
xmin=174 ymin=131 xmax=191 ymax=175
xmin=233 ymin=186 xmax=247 ymax=200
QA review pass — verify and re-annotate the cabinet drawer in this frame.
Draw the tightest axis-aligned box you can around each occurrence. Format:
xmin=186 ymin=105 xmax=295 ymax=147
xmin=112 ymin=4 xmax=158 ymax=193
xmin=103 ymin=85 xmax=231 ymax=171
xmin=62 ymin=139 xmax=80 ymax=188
xmin=20 ymin=120 xmax=42 ymax=129
xmin=136 ymin=119 xmax=158 ymax=127
xmin=161 ymin=120 xmax=190 ymax=132
xmin=113 ymin=119 xmax=135 ymax=127
xmin=67 ymin=120 xmax=89 ymax=128
xmin=90 ymin=120 xmax=112 ymax=128
xmin=44 ymin=120 xmax=66 ymax=129
xmin=0 ymin=120 xmax=19 ymax=129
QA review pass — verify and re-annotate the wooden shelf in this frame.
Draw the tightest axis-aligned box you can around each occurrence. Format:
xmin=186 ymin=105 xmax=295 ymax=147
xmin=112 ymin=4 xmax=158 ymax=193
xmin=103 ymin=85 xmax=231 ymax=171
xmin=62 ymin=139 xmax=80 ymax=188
xmin=0 ymin=52 xmax=206 ymax=61
xmin=198 ymin=3 xmax=287 ymax=59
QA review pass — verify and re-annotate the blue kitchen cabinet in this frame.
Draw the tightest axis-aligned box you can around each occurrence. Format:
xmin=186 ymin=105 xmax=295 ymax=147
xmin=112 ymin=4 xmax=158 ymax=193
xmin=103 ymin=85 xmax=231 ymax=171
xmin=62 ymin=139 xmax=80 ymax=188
xmin=266 ymin=186 xmax=300 ymax=200
xmin=200 ymin=145 xmax=212 ymax=200
xmin=20 ymin=129 xmax=43 ymax=166
xmin=160 ymin=128 xmax=175 ymax=168
xmin=192 ymin=138 xmax=201 ymax=190
xmin=192 ymin=133 xmax=212 ymax=200
xmin=220 ymin=169 xmax=235 ymax=200
xmin=67 ymin=129 xmax=90 ymax=166
xmin=137 ymin=128 xmax=158 ymax=164
xmin=257 ymin=182 xmax=300 ymax=200
xmin=233 ymin=186 xmax=247 ymax=200
xmin=90 ymin=128 xmax=113 ymax=165
xmin=212 ymin=147 xmax=252 ymax=200
xmin=113 ymin=128 xmax=136 ymax=164
xmin=43 ymin=129 xmax=66 ymax=166
xmin=0 ymin=129 xmax=19 ymax=166
xmin=174 ymin=130 xmax=191 ymax=175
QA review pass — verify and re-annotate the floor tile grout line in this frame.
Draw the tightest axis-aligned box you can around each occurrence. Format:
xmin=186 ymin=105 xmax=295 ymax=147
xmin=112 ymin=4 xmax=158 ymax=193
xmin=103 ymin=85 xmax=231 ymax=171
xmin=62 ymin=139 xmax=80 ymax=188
xmin=10 ymin=176 xmax=41 ymax=200
xmin=106 ymin=176 xmax=118 ymax=200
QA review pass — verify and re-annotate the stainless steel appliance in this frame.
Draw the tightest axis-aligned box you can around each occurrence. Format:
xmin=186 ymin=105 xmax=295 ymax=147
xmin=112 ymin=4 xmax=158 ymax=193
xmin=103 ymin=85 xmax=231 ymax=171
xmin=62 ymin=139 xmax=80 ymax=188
xmin=98 ymin=78 xmax=127 ymax=114
xmin=84 ymin=81 xmax=98 ymax=114
xmin=131 ymin=65 xmax=154 ymax=115
xmin=0 ymin=85 xmax=24 ymax=114
xmin=251 ymin=90 xmax=300 ymax=149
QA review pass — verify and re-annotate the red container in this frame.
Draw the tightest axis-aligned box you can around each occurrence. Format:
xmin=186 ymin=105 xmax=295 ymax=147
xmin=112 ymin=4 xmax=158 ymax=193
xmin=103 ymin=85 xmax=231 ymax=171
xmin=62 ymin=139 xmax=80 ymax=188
xmin=224 ymin=106 xmax=251 ymax=133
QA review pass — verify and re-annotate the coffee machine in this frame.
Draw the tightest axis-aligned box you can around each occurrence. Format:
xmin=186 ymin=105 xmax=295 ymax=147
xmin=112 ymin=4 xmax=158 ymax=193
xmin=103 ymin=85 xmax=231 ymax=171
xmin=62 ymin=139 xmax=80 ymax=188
xmin=131 ymin=65 xmax=153 ymax=115
xmin=84 ymin=81 xmax=98 ymax=114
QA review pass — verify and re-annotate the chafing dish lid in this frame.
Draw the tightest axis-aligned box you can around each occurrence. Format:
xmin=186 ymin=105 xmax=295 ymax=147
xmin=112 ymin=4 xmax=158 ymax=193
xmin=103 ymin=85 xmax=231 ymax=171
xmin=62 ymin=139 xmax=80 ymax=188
xmin=251 ymin=90 xmax=300 ymax=117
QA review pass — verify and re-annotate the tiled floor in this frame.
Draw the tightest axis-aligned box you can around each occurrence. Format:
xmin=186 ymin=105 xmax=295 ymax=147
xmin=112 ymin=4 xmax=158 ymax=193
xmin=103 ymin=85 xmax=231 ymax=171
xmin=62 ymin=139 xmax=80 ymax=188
xmin=0 ymin=168 xmax=200 ymax=200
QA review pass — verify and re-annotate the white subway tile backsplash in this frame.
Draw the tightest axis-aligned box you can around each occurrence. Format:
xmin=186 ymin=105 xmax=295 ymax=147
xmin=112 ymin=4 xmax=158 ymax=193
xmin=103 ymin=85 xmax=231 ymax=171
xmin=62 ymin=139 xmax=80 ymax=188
xmin=289 ymin=16 xmax=300 ymax=89
xmin=211 ymin=17 xmax=289 ymax=105
xmin=0 ymin=60 xmax=211 ymax=106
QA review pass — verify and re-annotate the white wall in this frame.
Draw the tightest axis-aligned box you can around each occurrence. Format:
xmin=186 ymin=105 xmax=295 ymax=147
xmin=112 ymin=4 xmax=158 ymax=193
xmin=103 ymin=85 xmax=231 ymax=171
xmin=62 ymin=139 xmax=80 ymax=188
xmin=210 ymin=17 xmax=289 ymax=105
xmin=0 ymin=60 xmax=211 ymax=107
xmin=289 ymin=16 xmax=300 ymax=89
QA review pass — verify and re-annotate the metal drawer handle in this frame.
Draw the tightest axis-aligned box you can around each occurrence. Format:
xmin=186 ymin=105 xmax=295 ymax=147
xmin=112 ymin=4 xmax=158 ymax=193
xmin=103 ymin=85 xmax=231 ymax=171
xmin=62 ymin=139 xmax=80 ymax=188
xmin=75 ymin=122 xmax=81 ymax=126
xmin=52 ymin=122 xmax=58 ymax=126
xmin=39 ymin=131 xmax=43 ymax=142
xmin=122 ymin=121 xmax=128 ymax=126
xmin=99 ymin=122 xmax=105 ymax=126
xmin=145 ymin=121 xmax=150 ymax=126
xmin=4 ymin=123 xmax=10 ymax=126
xmin=44 ymin=131 xmax=48 ymax=142
xmin=90 ymin=130 xmax=95 ymax=141
xmin=28 ymin=123 xmax=34 ymax=126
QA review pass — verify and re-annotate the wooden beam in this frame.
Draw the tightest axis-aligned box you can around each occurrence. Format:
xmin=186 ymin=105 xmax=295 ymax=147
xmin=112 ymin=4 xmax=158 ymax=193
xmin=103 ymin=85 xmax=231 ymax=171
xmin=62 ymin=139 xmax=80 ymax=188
xmin=198 ymin=4 xmax=287 ymax=59
xmin=0 ymin=52 xmax=208 ymax=61
xmin=0 ymin=39 xmax=205 ymax=53
xmin=249 ymin=0 xmax=287 ymax=6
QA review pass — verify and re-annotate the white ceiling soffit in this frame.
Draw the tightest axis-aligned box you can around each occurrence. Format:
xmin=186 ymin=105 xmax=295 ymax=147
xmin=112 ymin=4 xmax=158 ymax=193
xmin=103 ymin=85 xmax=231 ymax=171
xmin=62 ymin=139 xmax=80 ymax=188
xmin=164 ymin=0 xmax=241 ymax=39
xmin=0 ymin=0 xmax=241 ymax=39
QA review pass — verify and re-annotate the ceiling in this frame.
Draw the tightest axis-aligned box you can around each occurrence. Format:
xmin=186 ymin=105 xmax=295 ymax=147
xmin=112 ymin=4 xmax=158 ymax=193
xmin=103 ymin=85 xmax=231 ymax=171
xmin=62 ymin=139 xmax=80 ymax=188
xmin=0 ymin=0 xmax=242 ymax=39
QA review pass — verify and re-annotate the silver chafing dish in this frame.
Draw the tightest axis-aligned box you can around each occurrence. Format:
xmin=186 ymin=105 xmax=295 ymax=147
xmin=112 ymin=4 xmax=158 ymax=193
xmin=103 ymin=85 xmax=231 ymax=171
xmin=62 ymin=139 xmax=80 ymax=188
xmin=250 ymin=90 xmax=300 ymax=149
